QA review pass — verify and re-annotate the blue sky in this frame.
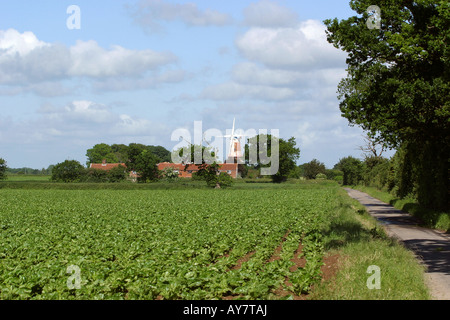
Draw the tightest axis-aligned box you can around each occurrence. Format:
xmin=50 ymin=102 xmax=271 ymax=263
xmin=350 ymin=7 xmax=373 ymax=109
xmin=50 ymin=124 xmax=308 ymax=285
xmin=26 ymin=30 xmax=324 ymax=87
xmin=0 ymin=0 xmax=394 ymax=169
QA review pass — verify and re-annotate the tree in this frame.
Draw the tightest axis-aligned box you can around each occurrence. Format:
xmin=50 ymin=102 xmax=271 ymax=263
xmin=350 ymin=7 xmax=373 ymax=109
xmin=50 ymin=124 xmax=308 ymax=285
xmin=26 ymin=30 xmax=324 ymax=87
xmin=0 ymin=158 xmax=7 ymax=180
xmin=173 ymin=144 xmax=216 ymax=165
xmin=195 ymin=162 xmax=233 ymax=188
xmin=125 ymin=143 xmax=147 ymax=169
xmin=107 ymin=165 xmax=127 ymax=183
xmin=148 ymin=145 xmax=171 ymax=163
xmin=334 ymin=156 xmax=364 ymax=186
xmin=84 ymin=168 xmax=109 ymax=183
xmin=273 ymin=137 xmax=300 ymax=183
xmin=303 ymin=159 xmax=326 ymax=180
xmin=86 ymin=143 xmax=118 ymax=166
xmin=358 ymin=134 xmax=386 ymax=160
xmin=245 ymin=134 xmax=300 ymax=182
xmin=111 ymin=144 xmax=129 ymax=163
xmin=133 ymin=150 xmax=160 ymax=183
xmin=324 ymin=0 xmax=449 ymax=209
xmin=51 ymin=160 xmax=85 ymax=182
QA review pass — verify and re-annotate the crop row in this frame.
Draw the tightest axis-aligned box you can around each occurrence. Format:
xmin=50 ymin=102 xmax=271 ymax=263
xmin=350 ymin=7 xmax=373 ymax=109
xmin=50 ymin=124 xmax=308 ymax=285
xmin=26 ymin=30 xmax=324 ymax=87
xmin=0 ymin=187 xmax=338 ymax=299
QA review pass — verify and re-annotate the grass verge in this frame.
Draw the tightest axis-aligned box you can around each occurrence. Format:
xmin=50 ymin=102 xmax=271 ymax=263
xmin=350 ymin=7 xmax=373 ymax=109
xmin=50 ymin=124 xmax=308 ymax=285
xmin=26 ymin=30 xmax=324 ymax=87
xmin=309 ymin=188 xmax=431 ymax=300
xmin=351 ymin=185 xmax=450 ymax=232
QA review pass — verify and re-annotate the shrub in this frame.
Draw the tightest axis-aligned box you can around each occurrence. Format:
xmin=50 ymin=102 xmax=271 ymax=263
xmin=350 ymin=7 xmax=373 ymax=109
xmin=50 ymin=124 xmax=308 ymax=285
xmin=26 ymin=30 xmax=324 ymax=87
xmin=334 ymin=156 xmax=364 ymax=185
xmin=0 ymin=158 xmax=7 ymax=180
xmin=51 ymin=160 xmax=86 ymax=183
xmin=83 ymin=168 xmax=109 ymax=183
xmin=108 ymin=165 xmax=127 ymax=182
xmin=315 ymin=173 xmax=327 ymax=180
xmin=161 ymin=167 xmax=179 ymax=182
xmin=303 ymin=159 xmax=326 ymax=180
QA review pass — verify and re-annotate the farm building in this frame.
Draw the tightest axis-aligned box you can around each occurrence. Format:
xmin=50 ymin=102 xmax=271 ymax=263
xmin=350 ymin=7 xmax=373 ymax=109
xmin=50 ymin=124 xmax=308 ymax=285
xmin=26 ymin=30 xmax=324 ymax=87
xmin=158 ymin=162 xmax=239 ymax=179
xmin=90 ymin=159 xmax=239 ymax=180
xmin=89 ymin=159 xmax=126 ymax=171
xmin=89 ymin=159 xmax=139 ymax=180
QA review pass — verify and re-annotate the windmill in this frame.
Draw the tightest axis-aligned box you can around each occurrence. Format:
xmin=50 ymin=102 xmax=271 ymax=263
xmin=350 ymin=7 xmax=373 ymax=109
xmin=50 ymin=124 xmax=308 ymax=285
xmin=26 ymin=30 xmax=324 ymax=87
xmin=223 ymin=117 xmax=244 ymax=164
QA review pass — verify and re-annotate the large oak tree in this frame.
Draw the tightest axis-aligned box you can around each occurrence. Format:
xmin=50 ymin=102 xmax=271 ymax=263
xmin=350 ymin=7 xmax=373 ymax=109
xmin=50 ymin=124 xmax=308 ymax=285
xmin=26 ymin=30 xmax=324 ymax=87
xmin=325 ymin=0 xmax=449 ymax=209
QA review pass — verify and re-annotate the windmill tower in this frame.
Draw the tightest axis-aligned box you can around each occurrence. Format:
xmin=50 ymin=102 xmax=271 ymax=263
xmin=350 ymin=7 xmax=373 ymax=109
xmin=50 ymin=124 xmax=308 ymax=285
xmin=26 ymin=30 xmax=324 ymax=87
xmin=225 ymin=118 xmax=243 ymax=164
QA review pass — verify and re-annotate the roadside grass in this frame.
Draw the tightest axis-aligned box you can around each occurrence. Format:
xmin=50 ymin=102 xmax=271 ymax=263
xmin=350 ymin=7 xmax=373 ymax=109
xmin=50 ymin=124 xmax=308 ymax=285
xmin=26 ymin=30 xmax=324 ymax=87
xmin=309 ymin=188 xmax=431 ymax=300
xmin=352 ymin=185 xmax=450 ymax=233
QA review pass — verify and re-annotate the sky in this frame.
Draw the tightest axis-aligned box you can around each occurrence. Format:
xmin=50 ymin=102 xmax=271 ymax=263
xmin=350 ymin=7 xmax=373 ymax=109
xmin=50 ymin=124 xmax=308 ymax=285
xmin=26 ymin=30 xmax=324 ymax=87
xmin=0 ymin=0 xmax=395 ymax=169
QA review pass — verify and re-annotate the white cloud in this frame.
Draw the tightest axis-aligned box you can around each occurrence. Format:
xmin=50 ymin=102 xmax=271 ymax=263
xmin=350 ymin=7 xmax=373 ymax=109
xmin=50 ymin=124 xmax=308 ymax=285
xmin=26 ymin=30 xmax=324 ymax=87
xmin=1 ymin=100 xmax=168 ymax=144
xmin=68 ymin=40 xmax=176 ymax=78
xmin=232 ymin=62 xmax=300 ymax=87
xmin=236 ymin=19 xmax=347 ymax=70
xmin=130 ymin=0 xmax=233 ymax=33
xmin=0 ymin=100 xmax=174 ymax=167
xmin=197 ymin=19 xmax=348 ymax=109
xmin=243 ymin=0 xmax=299 ymax=28
xmin=92 ymin=69 xmax=187 ymax=92
xmin=200 ymin=82 xmax=296 ymax=101
xmin=0 ymin=29 xmax=180 ymax=94
xmin=0 ymin=29 xmax=48 ymax=56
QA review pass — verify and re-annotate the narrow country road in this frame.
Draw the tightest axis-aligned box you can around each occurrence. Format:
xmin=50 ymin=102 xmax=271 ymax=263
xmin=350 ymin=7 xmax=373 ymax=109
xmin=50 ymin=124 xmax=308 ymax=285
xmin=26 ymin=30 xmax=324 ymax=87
xmin=344 ymin=188 xmax=450 ymax=300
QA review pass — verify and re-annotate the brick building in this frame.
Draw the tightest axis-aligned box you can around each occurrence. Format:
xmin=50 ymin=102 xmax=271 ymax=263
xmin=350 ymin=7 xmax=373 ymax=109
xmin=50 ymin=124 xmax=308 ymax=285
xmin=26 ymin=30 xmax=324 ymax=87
xmin=158 ymin=162 xmax=239 ymax=178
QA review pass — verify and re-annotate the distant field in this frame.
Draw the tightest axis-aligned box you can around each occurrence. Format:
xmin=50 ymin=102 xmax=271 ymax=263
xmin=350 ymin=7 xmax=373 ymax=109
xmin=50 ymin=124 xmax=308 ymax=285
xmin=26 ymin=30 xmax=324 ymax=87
xmin=5 ymin=174 xmax=51 ymax=182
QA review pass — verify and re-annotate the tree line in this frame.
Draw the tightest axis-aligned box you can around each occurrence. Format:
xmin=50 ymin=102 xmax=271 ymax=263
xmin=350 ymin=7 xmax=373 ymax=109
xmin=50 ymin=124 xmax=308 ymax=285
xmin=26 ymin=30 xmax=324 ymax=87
xmin=324 ymin=0 xmax=449 ymax=212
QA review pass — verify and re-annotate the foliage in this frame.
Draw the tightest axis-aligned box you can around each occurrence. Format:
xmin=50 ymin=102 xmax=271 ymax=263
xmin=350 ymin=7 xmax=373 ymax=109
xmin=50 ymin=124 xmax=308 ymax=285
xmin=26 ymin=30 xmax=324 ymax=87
xmin=83 ymin=168 xmax=109 ymax=183
xmin=334 ymin=156 xmax=364 ymax=186
xmin=51 ymin=160 xmax=85 ymax=183
xmin=324 ymin=0 xmax=449 ymax=210
xmin=272 ymin=137 xmax=300 ymax=183
xmin=110 ymin=144 xmax=129 ymax=163
xmin=325 ymin=169 xmax=343 ymax=181
xmin=303 ymin=159 xmax=326 ymax=180
xmin=360 ymin=140 xmax=448 ymax=211
xmin=106 ymin=165 xmax=127 ymax=183
xmin=172 ymin=144 xmax=216 ymax=165
xmin=160 ymin=167 xmax=180 ymax=182
xmin=288 ymin=165 xmax=303 ymax=179
xmin=215 ymin=172 xmax=233 ymax=188
xmin=0 ymin=186 xmax=336 ymax=299
xmin=245 ymin=134 xmax=300 ymax=183
xmin=315 ymin=173 xmax=327 ymax=180
xmin=87 ymin=143 xmax=171 ymax=168
xmin=362 ymin=156 xmax=391 ymax=191
xmin=0 ymin=158 xmax=7 ymax=181
xmin=6 ymin=165 xmax=54 ymax=175
xmin=188 ymin=162 xmax=233 ymax=188
xmin=133 ymin=150 xmax=160 ymax=183
xmin=86 ymin=143 xmax=118 ymax=167
xmin=51 ymin=161 xmax=127 ymax=184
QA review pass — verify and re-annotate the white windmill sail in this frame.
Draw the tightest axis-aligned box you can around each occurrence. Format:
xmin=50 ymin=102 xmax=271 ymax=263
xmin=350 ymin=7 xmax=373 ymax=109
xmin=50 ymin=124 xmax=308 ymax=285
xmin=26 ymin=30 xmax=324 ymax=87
xmin=223 ymin=117 xmax=243 ymax=163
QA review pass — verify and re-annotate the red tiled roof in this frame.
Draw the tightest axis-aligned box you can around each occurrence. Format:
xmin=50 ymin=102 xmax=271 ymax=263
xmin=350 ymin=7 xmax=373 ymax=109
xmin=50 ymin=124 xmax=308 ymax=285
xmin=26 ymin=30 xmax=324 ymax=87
xmin=158 ymin=162 xmax=238 ymax=178
xmin=89 ymin=163 xmax=126 ymax=170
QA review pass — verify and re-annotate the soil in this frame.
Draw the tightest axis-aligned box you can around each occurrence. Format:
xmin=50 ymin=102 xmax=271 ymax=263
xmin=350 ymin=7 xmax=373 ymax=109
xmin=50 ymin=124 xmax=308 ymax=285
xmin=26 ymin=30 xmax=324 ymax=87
xmin=223 ymin=230 xmax=341 ymax=300
xmin=157 ymin=231 xmax=343 ymax=300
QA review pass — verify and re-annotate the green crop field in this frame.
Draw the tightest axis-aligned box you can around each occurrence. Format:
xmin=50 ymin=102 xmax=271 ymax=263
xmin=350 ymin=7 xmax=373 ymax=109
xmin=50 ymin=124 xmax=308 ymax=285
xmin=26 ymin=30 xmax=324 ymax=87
xmin=0 ymin=181 xmax=431 ymax=300
xmin=0 ymin=184 xmax=336 ymax=300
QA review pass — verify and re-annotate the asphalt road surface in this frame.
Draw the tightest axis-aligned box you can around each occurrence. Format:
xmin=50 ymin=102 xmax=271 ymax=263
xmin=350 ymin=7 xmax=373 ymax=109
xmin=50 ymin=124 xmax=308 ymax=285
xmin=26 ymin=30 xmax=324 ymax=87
xmin=344 ymin=188 xmax=450 ymax=300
